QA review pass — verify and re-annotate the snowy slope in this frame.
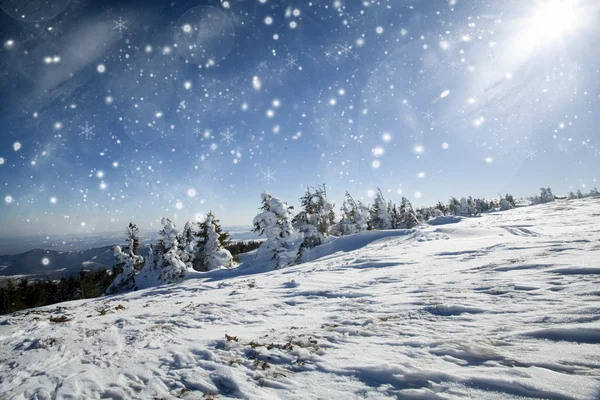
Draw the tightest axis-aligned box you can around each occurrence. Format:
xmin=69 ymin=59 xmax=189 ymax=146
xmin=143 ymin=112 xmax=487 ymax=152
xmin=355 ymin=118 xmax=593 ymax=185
xmin=1 ymin=199 xmax=599 ymax=399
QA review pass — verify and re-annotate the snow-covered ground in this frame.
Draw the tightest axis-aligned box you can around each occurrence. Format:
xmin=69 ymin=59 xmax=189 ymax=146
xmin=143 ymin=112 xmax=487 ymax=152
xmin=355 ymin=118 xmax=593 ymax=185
xmin=1 ymin=199 xmax=599 ymax=399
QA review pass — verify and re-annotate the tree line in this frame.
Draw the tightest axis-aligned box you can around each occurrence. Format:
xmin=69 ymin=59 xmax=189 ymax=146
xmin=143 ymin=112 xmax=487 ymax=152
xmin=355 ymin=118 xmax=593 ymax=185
xmin=3 ymin=185 xmax=598 ymax=314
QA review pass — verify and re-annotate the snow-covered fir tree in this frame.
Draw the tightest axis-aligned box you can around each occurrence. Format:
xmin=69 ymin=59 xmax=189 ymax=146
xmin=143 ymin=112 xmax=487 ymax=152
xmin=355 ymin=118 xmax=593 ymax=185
xmin=369 ymin=189 xmax=392 ymax=229
xmin=458 ymin=197 xmax=477 ymax=216
xmin=253 ymin=192 xmax=302 ymax=268
xmin=331 ymin=192 xmax=369 ymax=236
xmin=499 ymin=198 xmax=514 ymax=210
xmin=106 ymin=245 xmax=141 ymax=294
xmin=193 ymin=212 xmax=234 ymax=271
xmin=124 ymin=222 xmax=144 ymax=271
xmin=398 ymin=197 xmax=419 ymax=228
xmin=535 ymin=187 xmax=555 ymax=204
xmin=154 ymin=218 xmax=189 ymax=283
xmin=293 ymin=185 xmax=336 ymax=260
xmin=447 ymin=197 xmax=461 ymax=215
xmin=590 ymin=188 xmax=599 ymax=197
xmin=125 ymin=222 xmax=140 ymax=255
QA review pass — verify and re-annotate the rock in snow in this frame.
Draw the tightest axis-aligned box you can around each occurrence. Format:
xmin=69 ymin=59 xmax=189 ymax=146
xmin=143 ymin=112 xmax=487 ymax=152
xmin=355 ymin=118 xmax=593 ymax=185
xmin=1 ymin=198 xmax=600 ymax=399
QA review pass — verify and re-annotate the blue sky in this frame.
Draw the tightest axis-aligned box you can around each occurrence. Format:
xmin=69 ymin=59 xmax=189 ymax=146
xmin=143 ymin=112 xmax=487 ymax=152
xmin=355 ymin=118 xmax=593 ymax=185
xmin=0 ymin=0 xmax=599 ymax=238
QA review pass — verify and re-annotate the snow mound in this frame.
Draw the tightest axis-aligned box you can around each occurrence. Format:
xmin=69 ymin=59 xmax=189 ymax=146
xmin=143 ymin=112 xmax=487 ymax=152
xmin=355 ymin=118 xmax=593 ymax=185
xmin=427 ymin=215 xmax=464 ymax=225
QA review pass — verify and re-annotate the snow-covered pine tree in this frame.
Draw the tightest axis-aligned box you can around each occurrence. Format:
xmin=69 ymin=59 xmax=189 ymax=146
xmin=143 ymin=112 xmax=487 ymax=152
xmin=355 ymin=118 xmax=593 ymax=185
xmin=390 ymin=202 xmax=401 ymax=229
xmin=499 ymin=198 xmax=514 ymax=210
xmin=125 ymin=222 xmax=140 ymax=255
xmin=155 ymin=218 xmax=189 ymax=283
xmin=399 ymin=197 xmax=419 ymax=228
xmin=447 ymin=197 xmax=460 ymax=215
xmin=193 ymin=212 xmax=234 ymax=271
xmin=474 ymin=198 xmax=492 ymax=214
xmin=537 ymin=187 xmax=555 ymax=203
xmin=124 ymin=222 xmax=144 ymax=271
xmin=331 ymin=192 xmax=369 ymax=236
xmin=253 ymin=192 xmax=301 ymax=268
xmin=293 ymin=185 xmax=336 ymax=257
xmin=576 ymin=189 xmax=584 ymax=199
xmin=458 ymin=197 xmax=471 ymax=216
xmin=590 ymin=188 xmax=600 ymax=197
xmin=435 ymin=201 xmax=447 ymax=216
xmin=369 ymin=188 xmax=392 ymax=230
xmin=106 ymin=245 xmax=140 ymax=294
xmin=504 ymin=194 xmax=516 ymax=208
xmin=568 ymin=191 xmax=577 ymax=200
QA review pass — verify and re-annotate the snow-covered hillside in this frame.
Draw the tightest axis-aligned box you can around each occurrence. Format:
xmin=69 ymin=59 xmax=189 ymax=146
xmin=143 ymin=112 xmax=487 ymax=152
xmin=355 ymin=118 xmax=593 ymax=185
xmin=1 ymin=199 xmax=599 ymax=399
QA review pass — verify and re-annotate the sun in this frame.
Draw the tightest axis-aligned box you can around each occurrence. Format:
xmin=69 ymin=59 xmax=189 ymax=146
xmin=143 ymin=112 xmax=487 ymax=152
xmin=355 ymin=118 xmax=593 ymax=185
xmin=530 ymin=0 xmax=576 ymax=42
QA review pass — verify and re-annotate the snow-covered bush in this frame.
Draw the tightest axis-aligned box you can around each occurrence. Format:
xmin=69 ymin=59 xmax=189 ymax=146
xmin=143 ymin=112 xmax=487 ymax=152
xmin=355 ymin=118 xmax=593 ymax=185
xmin=253 ymin=192 xmax=302 ymax=268
xmin=369 ymin=189 xmax=392 ymax=229
xmin=106 ymin=246 xmax=140 ymax=294
xmin=193 ymin=212 xmax=234 ymax=271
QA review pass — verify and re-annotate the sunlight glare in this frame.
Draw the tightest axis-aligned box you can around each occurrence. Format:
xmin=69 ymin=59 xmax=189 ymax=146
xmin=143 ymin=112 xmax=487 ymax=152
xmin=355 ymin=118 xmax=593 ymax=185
xmin=530 ymin=0 xmax=576 ymax=42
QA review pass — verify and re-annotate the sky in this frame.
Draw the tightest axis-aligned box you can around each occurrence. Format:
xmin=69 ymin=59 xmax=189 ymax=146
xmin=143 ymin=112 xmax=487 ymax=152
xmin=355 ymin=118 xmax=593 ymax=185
xmin=0 ymin=0 xmax=599 ymax=238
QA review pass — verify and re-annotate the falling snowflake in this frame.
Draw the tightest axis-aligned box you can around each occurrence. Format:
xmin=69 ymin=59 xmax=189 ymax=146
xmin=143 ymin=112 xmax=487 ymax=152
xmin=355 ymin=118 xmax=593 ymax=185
xmin=79 ymin=121 xmax=95 ymax=140
xmin=102 ymin=6 xmax=113 ymax=17
xmin=261 ymin=167 xmax=276 ymax=184
xmin=113 ymin=17 xmax=128 ymax=33
xmin=192 ymin=125 xmax=202 ymax=137
xmin=324 ymin=50 xmax=332 ymax=58
xmin=421 ymin=110 xmax=435 ymax=122
xmin=285 ymin=53 xmax=298 ymax=69
xmin=220 ymin=128 xmax=236 ymax=145
xmin=448 ymin=60 xmax=460 ymax=70
xmin=526 ymin=149 xmax=537 ymax=160
xmin=340 ymin=42 xmax=353 ymax=56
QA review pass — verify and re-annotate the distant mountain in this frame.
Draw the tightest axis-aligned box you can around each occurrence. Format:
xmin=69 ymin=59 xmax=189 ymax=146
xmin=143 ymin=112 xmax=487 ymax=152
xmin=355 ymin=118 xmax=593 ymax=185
xmin=0 ymin=226 xmax=257 ymax=255
xmin=0 ymin=246 xmax=119 ymax=280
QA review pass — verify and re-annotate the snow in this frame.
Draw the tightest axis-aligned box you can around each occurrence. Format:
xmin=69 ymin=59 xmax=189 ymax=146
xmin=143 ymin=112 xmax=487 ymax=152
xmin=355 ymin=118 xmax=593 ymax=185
xmin=1 ymin=198 xmax=600 ymax=399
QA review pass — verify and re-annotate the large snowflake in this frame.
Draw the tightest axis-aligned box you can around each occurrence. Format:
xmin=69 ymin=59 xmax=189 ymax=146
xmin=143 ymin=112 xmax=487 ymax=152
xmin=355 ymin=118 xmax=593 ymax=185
xmin=79 ymin=121 xmax=95 ymax=140
xmin=192 ymin=125 xmax=202 ymax=137
xmin=285 ymin=53 xmax=298 ymax=69
xmin=261 ymin=167 xmax=276 ymax=184
xmin=220 ymin=128 xmax=236 ymax=146
xmin=113 ymin=17 xmax=128 ymax=33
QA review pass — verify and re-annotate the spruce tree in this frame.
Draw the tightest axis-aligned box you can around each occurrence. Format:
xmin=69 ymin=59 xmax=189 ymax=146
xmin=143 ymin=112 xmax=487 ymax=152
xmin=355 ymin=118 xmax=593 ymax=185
xmin=125 ymin=222 xmax=140 ymax=255
xmin=399 ymin=197 xmax=419 ymax=228
xmin=253 ymin=191 xmax=301 ymax=268
xmin=331 ymin=192 xmax=369 ymax=236
xmin=369 ymin=188 xmax=392 ymax=229
xmin=193 ymin=212 xmax=234 ymax=271
xmin=293 ymin=184 xmax=336 ymax=260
